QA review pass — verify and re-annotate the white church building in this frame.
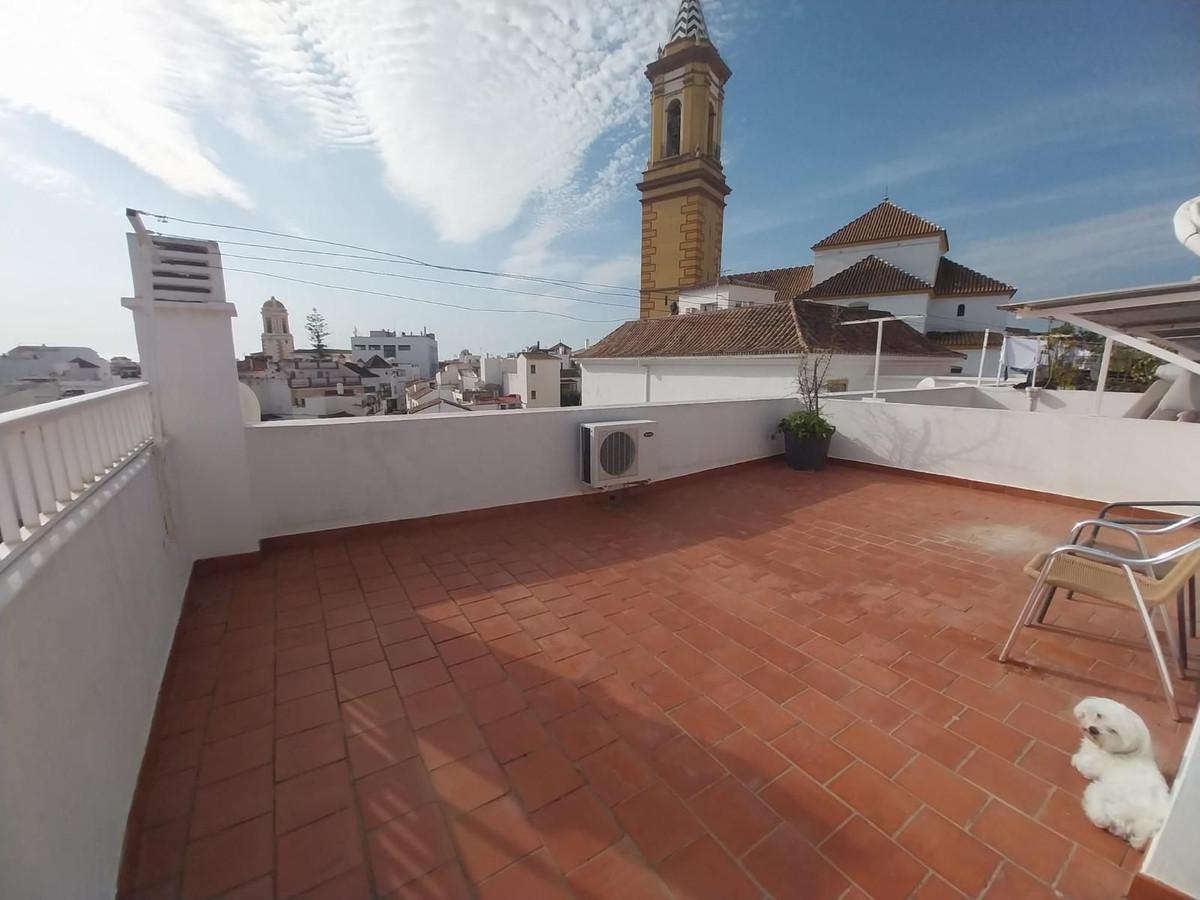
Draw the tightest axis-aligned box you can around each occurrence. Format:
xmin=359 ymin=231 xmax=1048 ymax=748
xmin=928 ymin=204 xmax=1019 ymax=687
xmin=579 ymin=200 xmax=1019 ymax=403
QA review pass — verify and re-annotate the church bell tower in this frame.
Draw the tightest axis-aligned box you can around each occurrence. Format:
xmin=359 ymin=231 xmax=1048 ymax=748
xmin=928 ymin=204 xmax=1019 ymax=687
xmin=638 ymin=0 xmax=731 ymax=318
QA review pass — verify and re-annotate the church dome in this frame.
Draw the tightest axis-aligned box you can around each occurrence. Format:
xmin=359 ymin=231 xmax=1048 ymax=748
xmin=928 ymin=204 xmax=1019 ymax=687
xmin=262 ymin=296 xmax=287 ymax=312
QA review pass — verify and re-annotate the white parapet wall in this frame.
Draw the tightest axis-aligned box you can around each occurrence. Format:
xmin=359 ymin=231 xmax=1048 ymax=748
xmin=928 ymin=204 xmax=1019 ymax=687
xmin=246 ymin=396 xmax=798 ymax=538
xmin=824 ymin=391 xmax=1200 ymax=502
xmin=1141 ymin=708 xmax=1200 ymax=896
xmin=0 ymin=447 xmax=190 ymax=899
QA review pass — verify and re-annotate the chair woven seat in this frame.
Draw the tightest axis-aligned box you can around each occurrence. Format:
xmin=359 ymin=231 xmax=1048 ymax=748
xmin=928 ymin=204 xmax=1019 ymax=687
xmin=1023 ymin=549 xmax=1200 ymax=609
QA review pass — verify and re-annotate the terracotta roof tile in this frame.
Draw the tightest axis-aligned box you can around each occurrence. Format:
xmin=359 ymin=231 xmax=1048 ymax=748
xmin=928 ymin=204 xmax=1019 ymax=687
xmin=933 ymin=258 xmax=1014 ymax=297
xmin=812 ymin=200 xmax=945 ymax=250
xmin=726 ymin=266 xmax=815 ymax=302
xmin=575 ymin=302 xmax=959 ymax=360
xmin=801 ymin=255 xmax=930 ymax=300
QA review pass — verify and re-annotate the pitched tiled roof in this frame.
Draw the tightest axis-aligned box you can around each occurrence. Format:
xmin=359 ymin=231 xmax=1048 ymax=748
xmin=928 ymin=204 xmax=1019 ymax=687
xmin=928 ymin=327 xmax=1032 ymax=349
xmin=933 ymin=258 xmax=1014 ymax=297
xmin=726 ymin=266 xmax=815 ymax=302
xmin=576 ymin=302 xmax=960 ymax=359
xmin=801 ymin=255 xmax=931 ymax=300
xmin=812 ymin=200 xmax=945 ymax=250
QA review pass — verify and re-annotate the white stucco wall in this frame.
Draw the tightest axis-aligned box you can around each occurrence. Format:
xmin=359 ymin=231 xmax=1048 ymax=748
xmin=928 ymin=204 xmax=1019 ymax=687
xmin=246 ymin=396 xmax=798 ymax=537
xmin=818 ymin=292 xmax=934 ymax=330
xmin=579 ymin=356 xmax=958 ymax=407
xmin=0 ymin=449 xmax=191 ymax=900
xmin=521 ymin=356 xmax=561 ymax=408
xmin=927 ymin=295 xmax=1011 ymax=332
xmin=812 ymin=235 xmax=944 ymax=285
xmin=823 ymin=392 xmax=1200 ymax=502
xmin=1142 ymin=710 xmax=1200 ymax=897
xmin=677 ymin=283 xmax=776 ymax=313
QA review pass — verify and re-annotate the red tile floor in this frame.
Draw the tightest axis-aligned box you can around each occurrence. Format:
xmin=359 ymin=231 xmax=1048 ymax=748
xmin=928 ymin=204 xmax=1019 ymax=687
xmin=121 ymin=461 xmax=1196 ymax=899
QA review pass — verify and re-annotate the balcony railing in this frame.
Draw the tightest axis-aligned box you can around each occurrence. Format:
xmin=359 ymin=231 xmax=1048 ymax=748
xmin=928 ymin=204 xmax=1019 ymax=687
xmin=0 ymin=383 xmax=153 ymax=561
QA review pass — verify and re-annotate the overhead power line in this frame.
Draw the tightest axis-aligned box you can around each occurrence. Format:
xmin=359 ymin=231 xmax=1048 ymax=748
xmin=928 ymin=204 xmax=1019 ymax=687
xmin=213 ymin=264 xmax=628 ymax=324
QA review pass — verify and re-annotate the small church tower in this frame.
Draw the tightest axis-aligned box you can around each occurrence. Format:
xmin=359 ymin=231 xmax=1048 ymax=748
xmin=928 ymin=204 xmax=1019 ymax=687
xmin=638 ymin=0 xmax=731 ymax=318
xmin=261 ymin=297 xmax=294 ymax=359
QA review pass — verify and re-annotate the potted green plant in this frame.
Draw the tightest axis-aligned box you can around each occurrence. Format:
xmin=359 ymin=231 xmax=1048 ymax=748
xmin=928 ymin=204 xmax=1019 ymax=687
xmin=777 ymin=333 xmax=836 ymax=471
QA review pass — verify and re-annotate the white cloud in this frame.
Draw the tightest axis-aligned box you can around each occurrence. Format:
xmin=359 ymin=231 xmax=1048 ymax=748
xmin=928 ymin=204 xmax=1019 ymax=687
xmin=0 ymin=137 xmax=81 ymax=195
xmin=963 ymin=203 xmax=1189 ymax=296
xmin=0 ymin=0 xmax=251 ymax=206
xmin=1 ymin=0 xmax=734 ymax=243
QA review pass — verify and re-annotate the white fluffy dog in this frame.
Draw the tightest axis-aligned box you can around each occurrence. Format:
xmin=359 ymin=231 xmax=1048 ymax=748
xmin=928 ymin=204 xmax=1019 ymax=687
xmin=1071 ymin=697 xmax=1170 ymax=850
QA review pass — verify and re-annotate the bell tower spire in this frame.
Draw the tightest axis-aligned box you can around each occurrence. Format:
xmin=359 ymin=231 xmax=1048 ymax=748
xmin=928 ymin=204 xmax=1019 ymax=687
xmin=637 ymin=0 xmax=731 ymax=318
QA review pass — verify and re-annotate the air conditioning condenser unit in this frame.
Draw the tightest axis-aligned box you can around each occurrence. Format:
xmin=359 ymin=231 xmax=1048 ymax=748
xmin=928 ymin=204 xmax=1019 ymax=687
xmin=580 ymin=420 xmax=656 ymax=489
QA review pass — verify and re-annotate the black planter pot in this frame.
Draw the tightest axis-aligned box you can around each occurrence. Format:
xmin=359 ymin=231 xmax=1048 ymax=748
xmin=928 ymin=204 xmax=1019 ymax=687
xmin=783 ymin=430 xmax=834 ymax=471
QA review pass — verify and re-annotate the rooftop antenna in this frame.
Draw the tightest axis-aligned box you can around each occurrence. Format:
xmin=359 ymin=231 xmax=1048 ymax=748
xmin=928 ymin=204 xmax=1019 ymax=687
xmin=883 ymin=184 xmax=889 ymax=201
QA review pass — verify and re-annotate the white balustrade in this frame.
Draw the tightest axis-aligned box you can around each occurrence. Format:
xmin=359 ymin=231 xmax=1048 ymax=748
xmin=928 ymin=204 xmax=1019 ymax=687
xmin=0 ymin=383 xmax=153 ymax=561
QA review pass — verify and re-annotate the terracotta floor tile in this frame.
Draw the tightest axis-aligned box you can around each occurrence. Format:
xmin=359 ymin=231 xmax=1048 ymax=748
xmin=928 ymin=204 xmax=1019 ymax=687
xmin=614 ymin=782 xmax=704 ymax=864
xmin=828 ymin=762 xmax=920 ymax=835
xmin=335 ymin=660 xmax=394 ymax=702
xmin=726 ymin=690 xmax=796 ymax=741
xmin=277 ymin=664 xmax=334 ymax=705
xmin=404 ymin=682 xmax=465 ymax=729
xmin=783 ymin=687 xmax=857 ymax=736
xmin=393 ymin=658 xmax=452 ymax=697
xmin=276 ymin=760 xmax=355 ymax=834
xmin=481 ymin=709 xmax=548 ymax=763
xmin=982 ymin=862 xmax=1061 ymax=900
xmin=387 ymin=862 xmax=472 ymax=900
xmin=1056 ymin=845 xmax=1131 ymax=900
xmin=774 ymin=721 xmax=855 ymax=782
xmin=276 ymin=808 xmax=364 ymax=898
xmin=651 ymin=734 xmax=726 ymax=798
xmin=189 ymin=764 xmax=273 ymax=839
xmin=636 ymin=668 xmax=697 ymax=711
xmin=970 ymin=799 xmax=1071 ymax=883
xmin=346 ymin=719 xmax=418 ymax=779
xmin=743 ymin=823 xmax=849 ymax=900
xmin=367 ymin=803 xmax=456 ymax=894
xmin=834 ymin=719 xmax=915 ymax=777
xmin=532 ymin=786 xmax=622 ymax=871
xmin=823 ymin=816 xmax=927 ymax=900
xmin=897 ymin=808 xmax=1002 ymax=896
xmin=385 ymin=635 xmax=438 ymax=669
xmin=526 ymin=678 xmax=585 ymax=722
xmin=567 ymin=839 xmax=672 ymax=900
xmin=506 ymin=745 xmax=584 ymax=811
xmin=341 ymin=686 xmax=407 ymax=737
xmin=714 ymin=728 xmax=790 ymax=792
xmin=326 ymin=619 xmax=377 ymax=650
xmin=275 ymin=689 xmax=339 ymax=738
xmin=960 ymin=747 xmax=1052 ymax=815
xmin=181 ymin=813 xmax=273 ymax=900
xmin=477 ymin=848 xmax=572 ymax=900
xmin=1036 ymin=788 xmax=1128 ymax=864
xmin=949 ymin=708 xmax=1032 ymax=761
xmin=429 ymin=749 xmax=508 ymax=812
xmin=657 ymin=834 xmax=760 ymax=900
xmin=893 ymin=714 xmax=974 ymax=770
xmin=417 ymin=713 xmax=485 ymax=770
xmin=144 ymin=767 xmax=197 ymax=827
xmin=744 ymin=663 xmax=806 ymax=703
xmin=135 ymin=818 xmax=189 ymax=889
xmin=452 ymin=793 xmax=542 ymax=883
xmin=375 ymin=617 xmax=425 ymax=646
xmin=579 ymin=740 xmax=657 ymax=806
xmin=354 ymin=757 xmax=435 ymax=828
xmin=896 ymin=755 xmax=988 ymax=826
xmin=465 ymin=679 xmax=528 ymax=725
xmin=689 ymin=775 xmax=779 ymax=855
xmin=197 ymin=725 xmax=274 ymax=786
xmin=670 ymin=696 xmax=739 ymax=746
xmin=276 ymin=720 xmax=346 ymax=782
xmin=548 ymin=705 xmax=618 ymax=760
xmin=202 ymin=695 xmax=269 ymax=744
xmin=759 ymin=768 xmax=851 ymax=844
xmin=449 ymin=654 xmax=506 ymax=692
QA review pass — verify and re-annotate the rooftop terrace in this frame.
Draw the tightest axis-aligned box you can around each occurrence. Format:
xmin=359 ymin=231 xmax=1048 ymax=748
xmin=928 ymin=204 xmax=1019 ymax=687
xmin=121 ymin=462 xmax=1194 ymax=899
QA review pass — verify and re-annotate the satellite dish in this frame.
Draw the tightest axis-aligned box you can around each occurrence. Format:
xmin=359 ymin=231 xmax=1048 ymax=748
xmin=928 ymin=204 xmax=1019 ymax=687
xmin=916 ymin=377 xmax=937 ymax=389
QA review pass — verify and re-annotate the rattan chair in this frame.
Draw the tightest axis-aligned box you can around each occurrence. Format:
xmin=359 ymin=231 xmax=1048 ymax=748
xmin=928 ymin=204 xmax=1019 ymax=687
xmin=999 ymin=520 xmax=1200 ymax=722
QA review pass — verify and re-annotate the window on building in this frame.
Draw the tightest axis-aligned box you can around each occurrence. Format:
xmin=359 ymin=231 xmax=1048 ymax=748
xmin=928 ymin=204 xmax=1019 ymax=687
xmin=950 ymin=366 xmax=964 ymax=375
xmin=368 ymin=344 xmax=381 ymax=350
xmin=956 ymin=303 xmax=966 ymax=317
xmin=397 ymin=344 xmax=411 ymax=351
xmin=823 ymin=379 xmax=849 ymax=393
xmin=531 ymin=390 xmax=537 ymax=400
xmin=383 ymin=346 xmax=395 ymax=356
xmin=530 ymin=364 xmax=537 ymax=374
xmin=665 ymin=99 xmax=682 ymax=157
xmin=700 ymin=302 xmax=718 ymax=312
xmin=707 ymin=102 xmax=717 ymax=157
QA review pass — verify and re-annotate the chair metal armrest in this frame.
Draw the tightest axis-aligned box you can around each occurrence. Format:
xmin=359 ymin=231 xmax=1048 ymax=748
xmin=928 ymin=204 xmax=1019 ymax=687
xmin=1045 ymin=535 xmax=1200 ymax=578
xmin=1069 ymin=519 xmax=1149 ymax=557
xmin=1097 ymin=500 xmax=1200 ymax=519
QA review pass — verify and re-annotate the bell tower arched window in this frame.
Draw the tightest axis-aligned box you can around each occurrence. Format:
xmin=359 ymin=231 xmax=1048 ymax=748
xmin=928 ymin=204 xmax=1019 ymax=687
xmin=707 ymin=103 xmax=718 ymax=158
xmin=665 ymin=99 xmax=682 ymax=158
xmin=956 ymin=303 xmax=966 ymax=317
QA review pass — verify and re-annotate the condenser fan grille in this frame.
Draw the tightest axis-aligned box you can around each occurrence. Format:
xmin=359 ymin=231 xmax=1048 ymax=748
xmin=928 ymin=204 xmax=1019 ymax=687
xmin=599 ymin=431 xmax=637 ymax=476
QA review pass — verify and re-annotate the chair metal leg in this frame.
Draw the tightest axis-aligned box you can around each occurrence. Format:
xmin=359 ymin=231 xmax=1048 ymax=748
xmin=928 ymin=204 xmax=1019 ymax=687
xmin=1035 ymin=586 xmax=1058 ymax=624
xmin=1189 ymin=576 xmax=1197 ymax=638
xmin=1164 ymin=601 xmax=1186 ymax=676
xmin=1129 ymin=573 xmax=1181 ymax=721
xmin=1000 ymin=567 xmax=1051 ymax=663
xmin=1176 ymin=591 xmax=1188 ymax=671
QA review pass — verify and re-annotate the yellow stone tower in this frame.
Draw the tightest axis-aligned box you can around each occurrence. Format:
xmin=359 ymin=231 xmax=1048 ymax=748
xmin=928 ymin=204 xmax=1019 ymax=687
xmin=638 ymin=0 xmax=732 ymax=318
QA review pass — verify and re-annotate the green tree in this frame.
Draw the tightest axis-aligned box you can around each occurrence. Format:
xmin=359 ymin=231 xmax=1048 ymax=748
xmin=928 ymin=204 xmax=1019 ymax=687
xmin=305 ymin=309 xmax=330 ymax=358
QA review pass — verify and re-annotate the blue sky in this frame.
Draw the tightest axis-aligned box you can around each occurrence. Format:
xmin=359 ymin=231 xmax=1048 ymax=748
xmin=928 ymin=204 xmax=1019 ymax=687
xmin=1 ymin=0 xmax=1197 ymax=360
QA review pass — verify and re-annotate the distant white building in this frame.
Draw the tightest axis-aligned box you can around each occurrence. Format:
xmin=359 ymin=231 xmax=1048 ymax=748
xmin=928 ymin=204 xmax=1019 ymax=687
xmin=351 ymin=329 xmax=438 ymax=378
xmin=0 ymin=344 xmax=119 ymax=411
